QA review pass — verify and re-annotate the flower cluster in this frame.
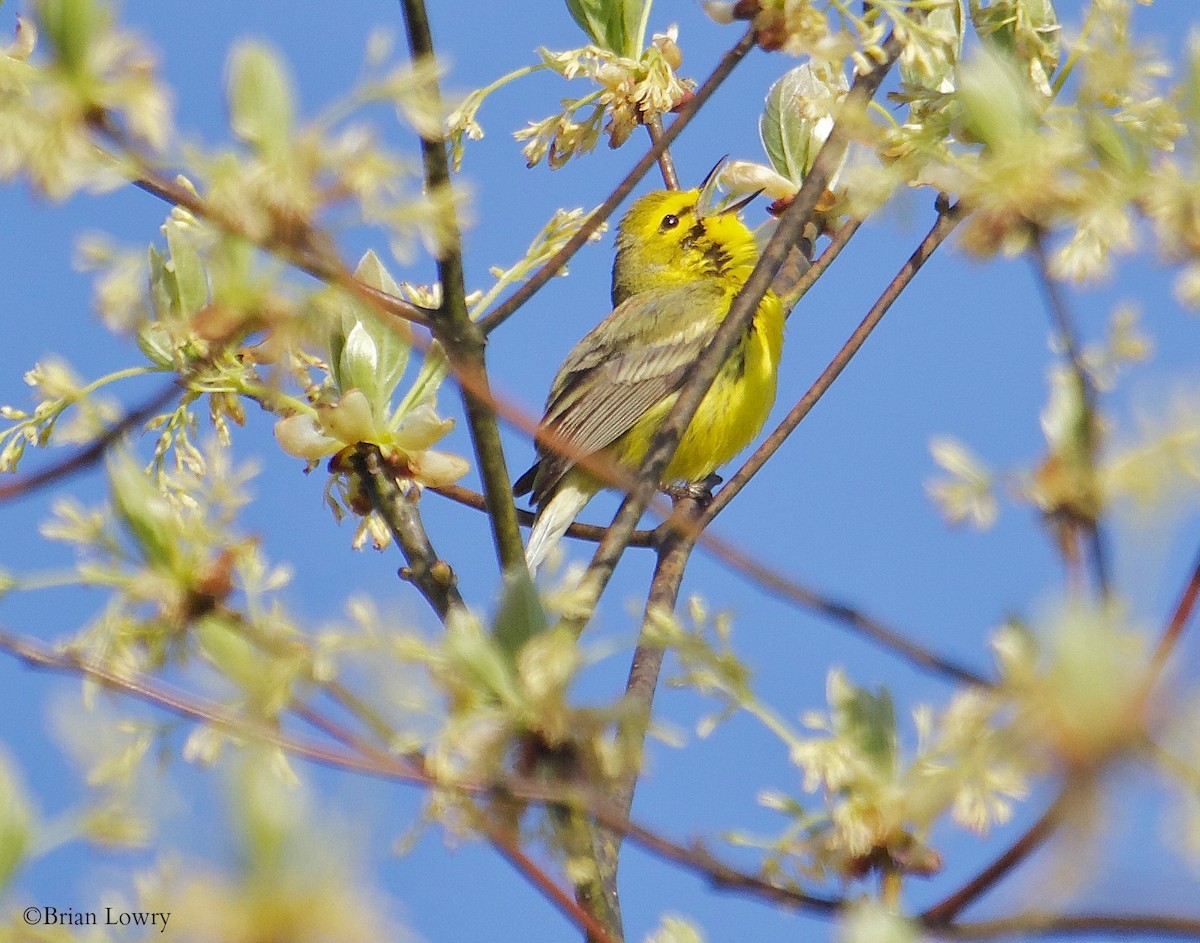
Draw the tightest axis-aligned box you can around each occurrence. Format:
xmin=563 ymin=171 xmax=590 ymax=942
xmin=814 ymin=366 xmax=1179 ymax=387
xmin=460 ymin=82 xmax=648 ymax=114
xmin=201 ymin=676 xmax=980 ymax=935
xmin=514 ymin=29 xmax=693 ymax=168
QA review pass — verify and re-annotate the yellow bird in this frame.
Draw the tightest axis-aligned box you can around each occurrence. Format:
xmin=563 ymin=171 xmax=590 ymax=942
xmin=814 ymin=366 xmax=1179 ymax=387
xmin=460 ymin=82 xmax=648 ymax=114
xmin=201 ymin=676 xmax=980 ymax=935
xmin=514 ymin=178 xmax=784 ymax=571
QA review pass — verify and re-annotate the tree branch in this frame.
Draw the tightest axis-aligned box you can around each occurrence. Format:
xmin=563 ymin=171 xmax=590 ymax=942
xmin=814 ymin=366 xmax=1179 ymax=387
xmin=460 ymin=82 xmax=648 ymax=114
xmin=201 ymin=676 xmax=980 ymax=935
xmin=0 ymin=625 xmax=846 ymax=921
xmin=594 ymin=496 xmax=704 ymax=918
xmin=1030 ymin=234 xmax=1110 ymax=597
xmin=702 ymin=197 xmax=964 ymax=526
xmin=921 ymin=786 xmax=1073 ymax=926
xmin=351 ymin=444 xmax=465 ymax=620
xmin=399 ymin=0 xmax=525 ymax=574
xmin=936 ymin=913 xmax=1200 ymax=940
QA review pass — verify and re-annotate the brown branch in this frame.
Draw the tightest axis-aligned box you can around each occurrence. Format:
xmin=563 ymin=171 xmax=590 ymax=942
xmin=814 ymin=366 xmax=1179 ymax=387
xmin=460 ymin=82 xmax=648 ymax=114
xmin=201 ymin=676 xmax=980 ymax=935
xmin=429 ymin=482 xmax=655 ymax=547
xmin=0 ymin=380 xmax=179 ymax=504
xmin=594 ymin=496 xmax=704 ymax=917
xmin=936 ymin=913 xmax=1200 ymax=940
xmin=921 ymin=787 xmax=1072 ymax=926
xmin=399 ymin=0 xmax=525 ymax=574
xmin=490 ymin=830 xmax=619 ymax=943
xmin=1147 ymin=543 xmax=1200 ymax=683
xmin=644 ymin=114 xmax=679 ymax=191
xmin=478 ymin=27 xmax=759 ymax=334
xmin=352 ymin=444 xmax=465 ymax=620
xmin=565 ymin=33 xmax=905 ymax=631
xmin=127 ymin=170 xmax=434 ymax=329
xmin=777 ymin=215 xmax=863 ymax=314
xmin=703 ymin=197 xmax=964 ymax=526
xmin=697 ymin=531 xmax=993 ymax=686
xmin=1030 ymin=234 xmax=1110 ymax=597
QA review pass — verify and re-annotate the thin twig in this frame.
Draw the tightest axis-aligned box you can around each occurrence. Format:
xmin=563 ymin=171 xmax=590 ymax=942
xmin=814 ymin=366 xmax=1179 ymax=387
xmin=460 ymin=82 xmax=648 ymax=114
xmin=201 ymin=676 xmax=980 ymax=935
xmin=490 ymin=830 xmax=619 ymax=943
xmin=127 ymin=170 xmax=434 ymax=328
xmin=566 ymin=34 xmax=905 ymax=631
xmin=1146 ymin=543 xmax=1200 ymax=684
xmin=644 ymin=114 xmax=679 ymax=190
xmin=936 ymin=913 xmax=1200 ymax=940
xmin=0 ymin=380 xmax=179 ymax=504
xmin=594 ymin=496 xmax=703 ymax=915
xmin=399 ymin=0 xmax=525 ymax=574
xmin=921 ymin=787 xmax=1073 ymax=926
xmin=479 ymin=27 xmax=759 ymax=334
xmin=1030 ymin=234 xmax=1110 ymax=597
xmin=703 ymin=198 xmax=964 ymax=525
xmin=429 ymin=482 xmax=655 ymax=547
xmin=700 ymin=532 xmax=993 ymax=685
xmin=777 ymin=216 xmax=863 ymax=315
xmin=352 ymin=444 xmax=465 ymax=620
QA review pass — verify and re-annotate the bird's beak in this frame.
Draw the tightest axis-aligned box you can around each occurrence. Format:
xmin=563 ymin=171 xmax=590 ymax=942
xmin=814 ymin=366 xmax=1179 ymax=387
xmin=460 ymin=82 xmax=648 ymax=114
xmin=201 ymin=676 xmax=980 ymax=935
xmin=696 ymin=156 xmax=728 ymax=218
xmin=721 ymin=188 xmax=765 ymax=216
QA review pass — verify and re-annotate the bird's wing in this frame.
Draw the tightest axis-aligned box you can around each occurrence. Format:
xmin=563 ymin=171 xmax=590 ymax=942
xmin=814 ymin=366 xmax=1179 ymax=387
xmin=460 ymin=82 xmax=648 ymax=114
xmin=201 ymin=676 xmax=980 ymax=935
xmin=529 ymin=284 xmax=722 ymax=503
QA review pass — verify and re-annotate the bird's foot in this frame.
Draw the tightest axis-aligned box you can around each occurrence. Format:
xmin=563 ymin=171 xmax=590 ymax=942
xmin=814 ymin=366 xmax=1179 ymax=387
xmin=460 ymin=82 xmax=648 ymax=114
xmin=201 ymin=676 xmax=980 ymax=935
xmin=661 ymin=474 xmax=722 ymax=506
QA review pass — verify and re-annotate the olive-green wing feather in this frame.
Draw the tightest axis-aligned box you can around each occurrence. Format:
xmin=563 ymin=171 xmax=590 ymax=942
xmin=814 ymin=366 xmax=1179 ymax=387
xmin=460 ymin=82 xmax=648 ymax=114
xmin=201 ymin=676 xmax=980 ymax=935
xmin=524 ymin=283 xmax=724 ymax=505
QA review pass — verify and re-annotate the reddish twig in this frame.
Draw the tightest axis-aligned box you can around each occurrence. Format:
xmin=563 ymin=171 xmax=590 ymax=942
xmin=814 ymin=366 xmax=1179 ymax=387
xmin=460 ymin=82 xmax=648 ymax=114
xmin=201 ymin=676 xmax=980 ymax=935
xmin=921 ymin=788 xmax=1072 ymax=926
xmin=703 ymin=197 xmax=964 ymax=526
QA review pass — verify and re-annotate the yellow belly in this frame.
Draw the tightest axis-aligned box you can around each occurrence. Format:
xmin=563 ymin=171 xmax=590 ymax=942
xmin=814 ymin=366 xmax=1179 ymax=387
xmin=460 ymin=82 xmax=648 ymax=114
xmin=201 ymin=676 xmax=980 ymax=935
xmin=612 ymin=292 xmax=783 ymax=483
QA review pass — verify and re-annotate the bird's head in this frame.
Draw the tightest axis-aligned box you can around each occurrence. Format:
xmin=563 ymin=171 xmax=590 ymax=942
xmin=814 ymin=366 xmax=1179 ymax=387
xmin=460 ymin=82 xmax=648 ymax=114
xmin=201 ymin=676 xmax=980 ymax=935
xmin=611 ymin=178 xmax=761 ymax=305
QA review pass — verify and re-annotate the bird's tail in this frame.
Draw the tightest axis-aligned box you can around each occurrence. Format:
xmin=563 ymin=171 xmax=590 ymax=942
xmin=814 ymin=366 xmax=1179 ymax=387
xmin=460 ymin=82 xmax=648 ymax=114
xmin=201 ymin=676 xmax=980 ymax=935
xmin=525 ymin=476 xmax=593 ymax=573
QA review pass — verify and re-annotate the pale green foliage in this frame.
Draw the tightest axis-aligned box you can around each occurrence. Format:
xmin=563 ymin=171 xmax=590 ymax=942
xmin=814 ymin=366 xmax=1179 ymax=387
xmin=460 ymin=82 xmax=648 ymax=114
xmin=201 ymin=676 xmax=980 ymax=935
xmin=926 ymin=304 xmax=1159 ymax=531
xmin=470 ymin=206 xmax=608 ymax=318
xmin=650 ymin=604 xmax=1026 ymax=882
xmin=0 ymin=1 xmax=170 ymax=199
xmin=226 ymin=42 xmax=295 ymax=156
xmin=775 ymin=668 xmax=1025 ymax=879
xmin=839 ymin=900 xmax=918 ymax=943
xmin=0 ymin=749 xmax=32 ymax=889
xmin=644 ymin=914 xmax=706 ymax=943
xmin=565 ymin=0 xmax=653 ymax=58
xmin=926 ymin=436 xmax=997 ymax=528
xmin=993 ymin=601 xmax=1148 ymax=767
xmin=127 ymin=757 xmax=403 ymax=943
xmin=36 ymin=446 xmax=298 ymax=690
xmin=0 ymin=357 xmax=132 ymax=473
xmin=969 ymin=0 xmax=1060 ymax=97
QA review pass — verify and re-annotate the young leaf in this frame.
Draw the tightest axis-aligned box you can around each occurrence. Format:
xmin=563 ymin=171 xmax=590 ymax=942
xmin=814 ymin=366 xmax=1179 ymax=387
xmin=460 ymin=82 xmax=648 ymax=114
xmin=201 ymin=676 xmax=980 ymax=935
xmin=760 ymin=64 xmax=848 ymax=185
xmin=828 ymin=669 xmax=898 ymax=774
xmin=226 ymin=41 xmax=295 ymax=153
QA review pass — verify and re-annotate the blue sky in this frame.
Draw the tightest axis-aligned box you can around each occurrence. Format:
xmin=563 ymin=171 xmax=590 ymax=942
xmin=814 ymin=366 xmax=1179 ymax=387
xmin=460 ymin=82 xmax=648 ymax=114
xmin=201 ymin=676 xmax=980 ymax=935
xmin=2 ymin=2 xmax=1200 ymax=942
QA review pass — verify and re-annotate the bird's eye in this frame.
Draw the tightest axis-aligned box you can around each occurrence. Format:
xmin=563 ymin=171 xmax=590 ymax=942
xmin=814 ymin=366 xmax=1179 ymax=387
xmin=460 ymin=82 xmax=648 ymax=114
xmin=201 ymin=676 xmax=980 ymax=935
xmin=659 ymin=213 xmax=679 ymax=231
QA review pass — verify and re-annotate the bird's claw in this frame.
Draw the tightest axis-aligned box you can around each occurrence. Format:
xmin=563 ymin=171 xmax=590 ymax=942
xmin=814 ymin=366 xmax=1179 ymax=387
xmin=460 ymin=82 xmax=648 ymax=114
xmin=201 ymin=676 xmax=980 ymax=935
xmin=662 ymin=473 xmax=722 ymax=505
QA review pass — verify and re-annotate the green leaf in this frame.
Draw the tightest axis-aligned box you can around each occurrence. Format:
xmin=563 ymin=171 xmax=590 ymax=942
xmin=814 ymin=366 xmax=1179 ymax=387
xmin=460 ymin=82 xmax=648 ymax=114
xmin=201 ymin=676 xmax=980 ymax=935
xmin=35 ymin=0 xmax=106 ymax=77
xmin=165 ymin=220 xmax=209 ymax=318
xmin=564 ymin=0 xmax=647 ymax=55
xmin=0 ymin=750 xmax=32 ymax=890
xmin=898 ymin=0 xmax=964 ymax=92
xmin=352 ymin=252 xmax=412 ymax=415
xmin=107 ymin=453 xmax=180 ymax=574
xmin=226 ymin=41 xmax=295 ymax=153
xmin=394 ymin=341 xmax=449 ymax=417
xmin=956 ymin=45 xmax=1039 ymax=150
xmin=760 ymin=64 xmax=848 ymax=185
xmin=493 ymin=569 xmax=549 ymax=659
xmin=828 ymin=669 xmax=897 ymax=774
xmin=969 ymin=0 xmax=1059 ymax=95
